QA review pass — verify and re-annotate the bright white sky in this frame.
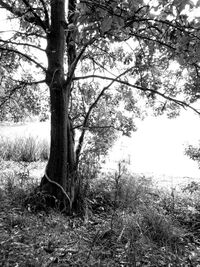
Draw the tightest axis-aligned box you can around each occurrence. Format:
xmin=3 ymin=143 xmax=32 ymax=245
xmin=107 ymin=109 xmax=200 ymax=179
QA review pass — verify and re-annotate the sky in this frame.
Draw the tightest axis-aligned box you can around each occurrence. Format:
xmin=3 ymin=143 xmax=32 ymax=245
xmin=106 ymin=109 xmax=200 ymax=178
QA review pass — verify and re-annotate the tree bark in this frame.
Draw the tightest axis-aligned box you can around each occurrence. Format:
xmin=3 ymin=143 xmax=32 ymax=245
xmin=40 ymin=0 xmax=77 ymax=213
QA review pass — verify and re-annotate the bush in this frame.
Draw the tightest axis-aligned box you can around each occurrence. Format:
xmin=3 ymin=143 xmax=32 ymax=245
xmin=0 ymin=135 xmax=49 ymax=162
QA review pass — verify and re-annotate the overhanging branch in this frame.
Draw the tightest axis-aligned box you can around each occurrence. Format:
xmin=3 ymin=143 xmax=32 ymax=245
xmin=74 ymin=74 xmax=200 ymax=116
xmin=11 ymin=79 xmax=46 ymax=85
xmin=0 ymin=39 xmax=46 ymax=52
xmin=0 ymin=79 xmax=46 ymax=109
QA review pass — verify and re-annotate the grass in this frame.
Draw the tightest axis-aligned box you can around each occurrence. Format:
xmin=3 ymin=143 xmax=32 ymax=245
xmin=1 ymin=163 xmax=200 ymax=266
xmin=0 ymin=135 xmax=49 ymax=162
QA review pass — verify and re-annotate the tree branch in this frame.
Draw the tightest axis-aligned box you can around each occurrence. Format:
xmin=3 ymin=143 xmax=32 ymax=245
xmin=0 ymin=46 xmax=46 ymax=72
xmin=75 ymin=68 xmax=132 ymax=165
xmin=75 ymin=124 xmax=126 ymax=134
xmin=39 ymin=0 xmax=50 ymax=29
xmin=12 ymin=30 xmax=46 ymax=39
xmin=66 ymin=38 xmax=97 ymax=86
xmin=0 ymin=0 xmax=22 ymax=17
xmin=0 ymin=83 xmax=25 ymax=110
xmin=0 ymin=79 xmax=46 ymax=109
xmin=21 ymin=0 xmax=47 ymax=31
xmin=0 ymin=39 xmax=46 ymax=52
xmin=0 ymin=0 xmax=47 ymax=31
xmin=11 ymin=78 xmax=46 ymax=85
xmin=74 ymin=74 xmax=200 ymax=116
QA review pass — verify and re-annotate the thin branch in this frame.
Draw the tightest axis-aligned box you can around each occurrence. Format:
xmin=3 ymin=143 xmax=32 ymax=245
xmin=0 ymin=0 xmax=47 ymax=31
xmin=0 ymin=39 xmax=46 ymax=52
xmin=39 ymin=0 xmax=50 ymax=29
xmin=11 ymin=30 xmax=46 ymax=39
xmin=0 ymin=83 xmax=25 ymax=109
xmin=66 ymin=38 xmax=97 ymax=85
xmin=74 ymin=74 xmax=200 ymax=116
xmin=131 ymin=32 xmax=175 ymax=51
xmin=0 ymin=78 xmax=46 ymax=110
xmin=21 ymin=0 xmax=47 ymax=31
xmin=91 ymin=42 xmax=117 ymax=61
xmin=79 ymin=124 xmax=125 ymax=133
xmin=10 ymin=78 xmax=46 ymax=85
xmin=0 ymin=46 xmax=46 ymax=72
xmin=75 ymin=68 xmax=132 ymax=164
xmin=0 ymin=1 xmax=23 ymax=18
xmin=0 ymin=30 xmax=46 ymax=39
xmin=87 ymin=55 xmax=118 ymax=78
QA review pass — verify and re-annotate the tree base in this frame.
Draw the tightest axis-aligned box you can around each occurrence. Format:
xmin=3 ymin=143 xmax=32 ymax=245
xmin=39 ymin=175 xmax=83 ymax=215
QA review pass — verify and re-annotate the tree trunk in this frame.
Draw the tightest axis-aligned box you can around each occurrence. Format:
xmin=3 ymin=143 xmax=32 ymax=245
xmin=40 ymin=0 xmax=78 ymax=214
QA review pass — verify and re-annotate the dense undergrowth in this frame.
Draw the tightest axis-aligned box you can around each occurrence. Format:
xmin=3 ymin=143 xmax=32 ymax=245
xmin=1 ymin=136 xmax=200 ymax=266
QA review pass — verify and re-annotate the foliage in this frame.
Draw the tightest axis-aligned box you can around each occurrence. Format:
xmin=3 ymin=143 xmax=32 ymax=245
xmin=185 ymin=143 xmax=200 ymax=167
xmin=0 ymin=45 xmax=49 ymax=122
xmin=0 ymin=82 xmax=49 ymax=122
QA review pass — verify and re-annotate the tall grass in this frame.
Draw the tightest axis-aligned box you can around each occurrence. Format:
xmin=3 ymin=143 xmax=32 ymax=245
xmin=0 ymin=135 xmax=49 ymax=162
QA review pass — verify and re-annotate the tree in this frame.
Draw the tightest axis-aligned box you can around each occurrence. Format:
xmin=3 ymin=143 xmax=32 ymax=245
xmin=1 ymin=0 xmax=200 ymax=213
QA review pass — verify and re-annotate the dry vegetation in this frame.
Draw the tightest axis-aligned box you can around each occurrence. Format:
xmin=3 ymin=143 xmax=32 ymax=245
xmin=1 ymin=135 xmax=200 ymax=266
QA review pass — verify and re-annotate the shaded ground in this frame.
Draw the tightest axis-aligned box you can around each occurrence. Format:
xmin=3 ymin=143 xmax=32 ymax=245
xmin=0 ymin=198 xmax=199 ymax=267
xmin=1 ymin=166 xmax=200 ymax=266
xmin=1 ymin=199 xmax=200 ymax=266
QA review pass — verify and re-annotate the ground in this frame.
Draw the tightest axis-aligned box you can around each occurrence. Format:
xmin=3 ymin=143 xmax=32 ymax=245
xmin=1 ymin=159 xmax=200 ymax=266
